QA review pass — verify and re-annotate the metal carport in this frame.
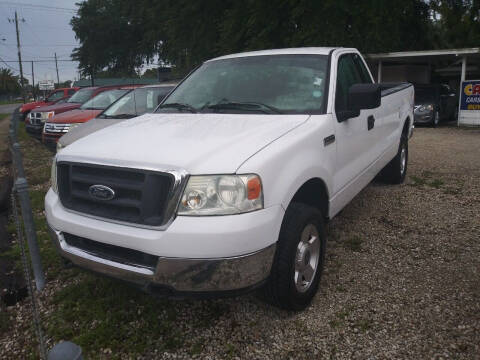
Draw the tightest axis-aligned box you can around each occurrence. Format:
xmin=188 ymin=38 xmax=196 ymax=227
xmin=366 ymin=48 xmax=480 ymax=126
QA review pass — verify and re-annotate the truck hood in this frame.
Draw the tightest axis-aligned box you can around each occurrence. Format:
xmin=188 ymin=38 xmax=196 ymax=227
xmin=33 ymin=102 xmax=81 ymax=114
xmin=50 ymin=109 xmax=101 ymax=124
xmin=59 ymin=113 xmax=310 ymax=174
xmin=59 ymin=118 xmax=121 ymax=147
xmin=20 ymin=100 xmax=50 ymax=112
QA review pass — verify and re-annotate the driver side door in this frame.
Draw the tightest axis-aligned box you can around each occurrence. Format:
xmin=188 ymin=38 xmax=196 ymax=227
xmin=332 ymin=53 xmax=381 ymax=204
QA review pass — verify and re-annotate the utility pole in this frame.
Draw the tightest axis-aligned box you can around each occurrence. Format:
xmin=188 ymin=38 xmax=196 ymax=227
xmin=13 ymin=11 xmax=26 ymax=103
xmin=54 ymin=52 xmax=60 ymax=86
xmin=31 ymin=61 xmax=35 ymax=100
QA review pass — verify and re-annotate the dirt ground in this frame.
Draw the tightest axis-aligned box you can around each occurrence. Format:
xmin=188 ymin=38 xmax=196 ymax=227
xmin=0 ymin=124 xmax=479 ymax=359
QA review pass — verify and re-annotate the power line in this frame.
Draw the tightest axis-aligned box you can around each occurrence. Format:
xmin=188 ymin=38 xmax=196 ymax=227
xmin=0 ymin=1 xmax=77 ymax=13
xmin=2 ymin=43 xmax=78 ymax=47
xmin=0 ymin=55 xmax=19 ymax=71
xmin=0 ymin=59 xmax=76 ymax=62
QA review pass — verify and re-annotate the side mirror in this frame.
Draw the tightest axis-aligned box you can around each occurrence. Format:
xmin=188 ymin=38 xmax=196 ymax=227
xmin=348 ymin=84 xmax=381 ymax=110
xmin=337 ymin=84 xmax=381 ymax=122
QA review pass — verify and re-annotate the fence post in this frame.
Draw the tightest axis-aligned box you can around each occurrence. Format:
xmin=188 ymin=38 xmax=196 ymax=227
xmin=11 ymin=143 xmax=25 ymax=178
xmin=14 ymin=177 xmax=45 ymax=291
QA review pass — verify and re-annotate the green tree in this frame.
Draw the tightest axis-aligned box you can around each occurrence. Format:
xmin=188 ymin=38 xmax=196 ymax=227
xmin=0 ymin=68 xmax=21 ymax=95
xmin=430 ymin=0 xmax=480 ymax=48
xmin=71 ymin=0 xmax=156 ymax=77
xmin=70 ymin=0 xmax=438 ymax=76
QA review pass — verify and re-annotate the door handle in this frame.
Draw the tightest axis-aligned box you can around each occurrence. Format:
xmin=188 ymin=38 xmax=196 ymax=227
xmin=367 ymin=115 xmax=375 ymax=131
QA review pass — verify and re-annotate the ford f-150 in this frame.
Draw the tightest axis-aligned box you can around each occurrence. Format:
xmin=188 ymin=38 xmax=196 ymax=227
xmin=46 ymin=48 xmax=414 ymax=310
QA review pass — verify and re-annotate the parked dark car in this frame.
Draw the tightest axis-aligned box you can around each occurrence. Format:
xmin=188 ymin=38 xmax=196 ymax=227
xmin=414 ymin=84 xmax=457 ymax=126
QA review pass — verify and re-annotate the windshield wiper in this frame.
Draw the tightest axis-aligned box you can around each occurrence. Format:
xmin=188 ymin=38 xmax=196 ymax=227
xmin=158 ymin=102 xmax=197 ymax=113
xmin=82 ymin=107 xmax=102 ymax=110
xmin=100 ymin=114 xmax=135 ymax=119
xmin=204 ymin=101 xmax=283 ymax=114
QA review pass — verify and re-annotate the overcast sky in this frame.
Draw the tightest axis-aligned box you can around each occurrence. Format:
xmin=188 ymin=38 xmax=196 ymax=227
xmin=0 ymin=0 xmax=80 ymax=84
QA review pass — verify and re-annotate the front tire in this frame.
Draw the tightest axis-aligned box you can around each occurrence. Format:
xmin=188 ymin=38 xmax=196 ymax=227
xmin=263 ymin=203 xmax=326 ymax=311
xmin=380 ymin=133 xmax=408 ymax=184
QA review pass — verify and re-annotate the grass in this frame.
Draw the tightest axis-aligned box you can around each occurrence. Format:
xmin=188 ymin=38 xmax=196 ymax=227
xmin=354 ymin=319 xmax=372 ymax=333
xmin=47 ymin=276 xmax=187 ymax=354
xmin=342 ymin=235 xmax=363 ymax=252
xmin=410 ymin=171 xmax=445 ymax=189
xmin=0 ymin=113 xmax=9 ymax=120
xmin=0 ymin=100 xmax=23 ymax=105
xmin=429 ymin=178 xmax=444 ymax=189
xmin=410 ymin=175 xmax=427 ymax=187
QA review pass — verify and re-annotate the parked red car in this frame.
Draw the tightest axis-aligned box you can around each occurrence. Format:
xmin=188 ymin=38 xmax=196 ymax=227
xmin=41 ymin=86 xmax=139 ymax=146
xmin=19 ymin=87 xmax=79 ymax=121
xmin=26 ymin=85 xmax=134 ymax=137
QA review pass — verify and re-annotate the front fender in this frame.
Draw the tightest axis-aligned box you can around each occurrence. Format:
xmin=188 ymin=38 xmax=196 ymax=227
xmin=237 ymin=115 xmax=336 ymax=216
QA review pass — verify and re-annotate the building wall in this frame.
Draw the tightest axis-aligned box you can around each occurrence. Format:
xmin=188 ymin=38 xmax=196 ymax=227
xmin=369 ymin=64 xmax=431 ymax=83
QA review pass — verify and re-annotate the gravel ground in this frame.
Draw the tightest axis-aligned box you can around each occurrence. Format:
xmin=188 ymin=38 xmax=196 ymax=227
xmin=1 ymin=124 xmax=479 ymax=359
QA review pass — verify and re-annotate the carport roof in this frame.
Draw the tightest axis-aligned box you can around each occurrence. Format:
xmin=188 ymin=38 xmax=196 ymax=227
xmin=366 ymin=48 xmax=480 ymax=63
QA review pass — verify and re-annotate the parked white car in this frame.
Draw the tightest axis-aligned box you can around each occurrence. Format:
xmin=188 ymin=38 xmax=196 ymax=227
xmin=46 ymin=48 xmax=414 ymax=310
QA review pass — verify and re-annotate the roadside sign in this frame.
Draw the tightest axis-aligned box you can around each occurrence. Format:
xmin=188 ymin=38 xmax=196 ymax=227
xmin=459 ymin=80 xmax=480 ymax=126
xmin=38 ymin=80 xmax=55 ymax=91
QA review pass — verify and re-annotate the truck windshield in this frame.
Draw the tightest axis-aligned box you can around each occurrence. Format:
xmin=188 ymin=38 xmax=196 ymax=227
xmin=101 ymin=86 xmax=174 ymax=119
xmin=157 ymin=55 xmax=328 ymax=114
xmin=46 ymin=90 xmax=64 ymax=102
xmin=80 ymin=89 xmax=129 ymax=110
xmin=67 ymin=88 xmax=95 ymax=104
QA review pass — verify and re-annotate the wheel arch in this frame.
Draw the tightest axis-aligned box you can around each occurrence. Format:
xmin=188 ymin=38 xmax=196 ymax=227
xmin=287 ymin=177 xmax=330 ymax=220
xmin=403 ymin=116 xmax=411 ymax=135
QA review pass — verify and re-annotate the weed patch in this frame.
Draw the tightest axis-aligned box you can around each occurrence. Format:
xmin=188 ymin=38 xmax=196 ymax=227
xmin=343 ymin=235 xmax=363 ymax=252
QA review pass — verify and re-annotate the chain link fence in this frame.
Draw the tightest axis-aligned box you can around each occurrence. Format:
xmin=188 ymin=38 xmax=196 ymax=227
xmin=7 ymin=108 xmax=83 ymax=360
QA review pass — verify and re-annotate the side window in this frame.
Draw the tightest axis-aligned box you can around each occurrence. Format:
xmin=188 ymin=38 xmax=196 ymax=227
xmin=352 ymin=54 xmax=373 ymax=84
xmin=335 ymin=54 xmax=363 ymax=113
xmin=67 ymin=89 xmax=76 ymax=95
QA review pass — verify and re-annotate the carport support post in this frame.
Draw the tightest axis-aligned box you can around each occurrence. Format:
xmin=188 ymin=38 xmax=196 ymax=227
xmin=377 ymin=60 xmax=382 ymax=83
xmin=458 ymin=56 xmax=467 ymax=126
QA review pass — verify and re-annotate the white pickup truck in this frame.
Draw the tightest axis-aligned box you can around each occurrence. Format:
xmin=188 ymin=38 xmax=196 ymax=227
xmin=46 ymin=47 xmax=413 ymax=310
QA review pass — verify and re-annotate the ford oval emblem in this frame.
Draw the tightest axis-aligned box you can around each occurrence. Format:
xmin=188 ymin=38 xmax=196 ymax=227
xmin=88 ymin=184 xmax=115 ymax=201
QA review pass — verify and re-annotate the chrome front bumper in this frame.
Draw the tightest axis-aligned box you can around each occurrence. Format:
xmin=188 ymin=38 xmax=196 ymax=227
xmin=47 ymin=224 xmax=276 ymax=294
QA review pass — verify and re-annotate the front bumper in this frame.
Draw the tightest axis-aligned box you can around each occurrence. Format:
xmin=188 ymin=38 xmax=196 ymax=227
xmin=414 ymin=112 xmax=433 ymax=124
xmin=45 ymin=189 xmax=283 ymax=293
xmin=42 ymin=132 xmax=61 ymax=146
xmin=47 ymin=224 xmax=276 ymax=294
xmin=25 ymin=123 xmax=44 ymax=135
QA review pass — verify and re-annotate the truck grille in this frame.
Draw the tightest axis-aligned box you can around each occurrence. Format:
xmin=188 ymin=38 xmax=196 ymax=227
xmin=30 ymin=112 xmax=43 ymax=125
xmin=44 ymin=122 xmax=71 ymax=133
xmin=63 ymin=233 xmax=158 ymax=270
xmin=57 ymin=162 xmax=175 ymax=226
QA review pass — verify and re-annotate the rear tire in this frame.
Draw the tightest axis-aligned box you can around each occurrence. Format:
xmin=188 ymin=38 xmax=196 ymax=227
xmin=263 ymin=203 xmax=326 ymax=311
xmin=380 ymin=133 xmax=408 ymax=184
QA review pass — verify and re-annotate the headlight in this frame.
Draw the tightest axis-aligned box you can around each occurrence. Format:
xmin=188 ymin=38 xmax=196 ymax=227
xmin=47 ymin=111 xmax=55 ymax=119
xmin=56 ymin=142 xmax=64 ymax=152
xmin=178 ymin=174 xmax=263 ymax=215
xmin=51 ymin=158 xmax=58 ymax=193
xmin=415 ymin=104 xmax=434 ymax=113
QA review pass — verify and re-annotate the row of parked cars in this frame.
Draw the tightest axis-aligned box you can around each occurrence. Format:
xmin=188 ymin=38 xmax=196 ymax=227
xmin=19 ymin=83 xmax=177 ymax=149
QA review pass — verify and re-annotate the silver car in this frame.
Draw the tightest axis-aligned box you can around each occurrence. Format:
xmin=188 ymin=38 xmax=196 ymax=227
xmin=57 ymin=83 xmax=177 ymax=151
